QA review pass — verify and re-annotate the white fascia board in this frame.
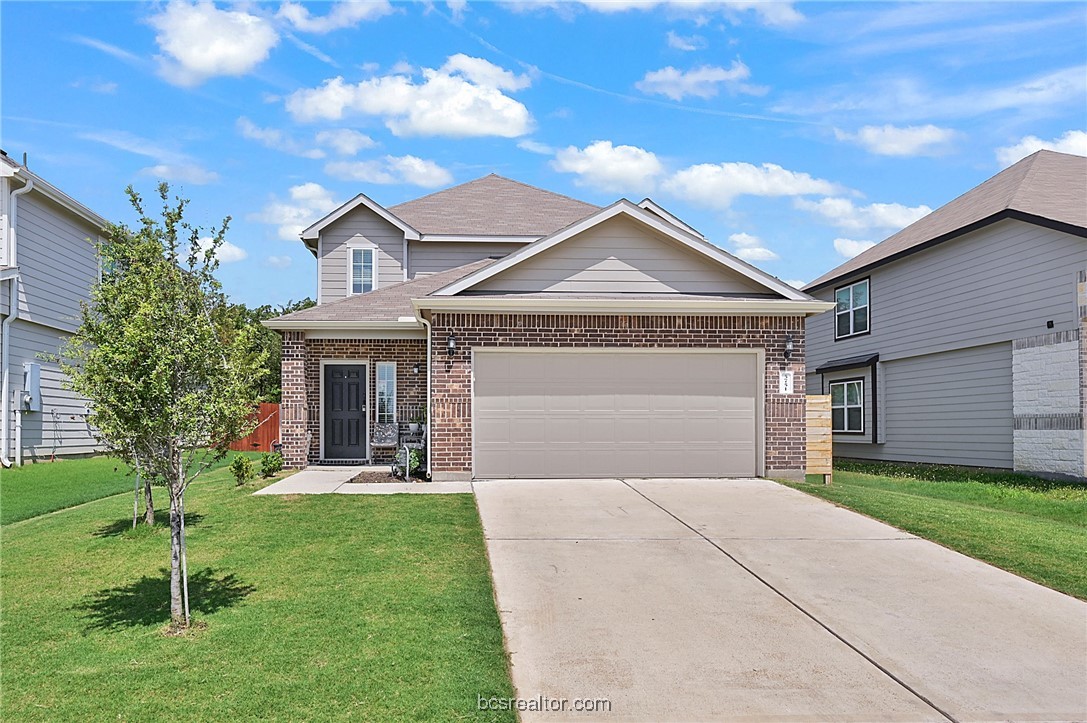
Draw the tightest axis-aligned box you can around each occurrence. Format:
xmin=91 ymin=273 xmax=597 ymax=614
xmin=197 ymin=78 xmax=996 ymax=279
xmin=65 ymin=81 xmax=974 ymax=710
xmin=413 ymin=296 xmax=835 ymax=317
xmin=417 ymin=234 xmax=540 ymax=244
xmin=432 ymin=199 xmax=813 ymax=301
xmin=13 ymin=168 xmax=108 ymax=229
xmin=261 ymin=318 xmax=422 ymax=331
xmin=300 ymin=193 xmax=420 ymax=241
xmin=637 ymin=198 xmax=704 ymax=239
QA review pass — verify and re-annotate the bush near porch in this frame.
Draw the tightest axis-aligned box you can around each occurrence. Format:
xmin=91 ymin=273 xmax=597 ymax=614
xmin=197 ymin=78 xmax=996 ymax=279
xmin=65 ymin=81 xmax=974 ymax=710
xmin=787 ymin=461 xmax=1087 ymax=600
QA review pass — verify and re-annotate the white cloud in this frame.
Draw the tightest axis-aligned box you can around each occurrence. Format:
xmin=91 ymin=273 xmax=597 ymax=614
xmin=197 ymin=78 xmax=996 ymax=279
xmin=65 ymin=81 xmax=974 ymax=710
xmin=995 ymin=129 xmax=1087 ymax=167
xmin=663 ymin=162 xmax=842 ymax=208
xmin=140 ymin=164 xmax=221 ymax=185
xmin=70 ymin=35 xmax=142 ymax=64
xmin=551 ymin=141 xmax=664 ymax=193
xmin=666 ymin=30 xmax=706 ymax=51
xmin=266 ymin=255 xmax=293 ymax=269
xmin=197 ymin=236 xmax=247 ymax=263
xmin=522 ymin=1 xmax=804 ymax=28
xmin=728 ymin=232 xmax=779 ymax=262
xmin=72 ymin=78 xmax=119 ymax=94
xmin=833 ymin=238 xmax=877 ymax=259
xmin=315 ymin=128 xmax=377 ymax=155
xmin=834 ymin=124 xmax=957 ymax=157
xmin=277 ymin=1 xmax=393 ymax=33
xmin=517 ymin=139 xmax=556 ymax=155
xmin=636 ymin=61 xmax=765 ymax=100
xmin=237 ymin=117 xmax=324 ymax=159
xmin=253 ymin=182 xmax=340 ymax=241
xmin=796 ymin=197 xmax=932 ymax=232
xmin=149 ymin=1 xmax=279 ymax=86
xmin=324 ymin=155 xmax=453 ymax=188
xmin=285 ymin=54 xmax=533 ymax=138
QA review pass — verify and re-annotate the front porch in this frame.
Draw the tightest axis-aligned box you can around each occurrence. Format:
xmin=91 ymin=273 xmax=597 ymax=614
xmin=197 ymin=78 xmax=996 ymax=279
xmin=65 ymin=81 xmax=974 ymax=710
xmin=253 ymin=465 xmax=470 ymax=495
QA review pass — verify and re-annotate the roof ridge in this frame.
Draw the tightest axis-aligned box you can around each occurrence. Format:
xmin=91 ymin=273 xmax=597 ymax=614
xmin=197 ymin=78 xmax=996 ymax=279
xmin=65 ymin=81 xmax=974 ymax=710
xmin=389 ymin=173 xmax=597 ymax=211
xmin=1008 ymin=150 xmax=1044 ymax=211
xmin=485 ymin=173 xmax=599 ymax=209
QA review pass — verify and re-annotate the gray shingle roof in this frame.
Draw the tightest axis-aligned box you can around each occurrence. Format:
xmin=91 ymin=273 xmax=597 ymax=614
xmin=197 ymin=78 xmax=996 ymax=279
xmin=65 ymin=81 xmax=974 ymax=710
xmin=389 ymin=174 xmax=600 ymax=236
xmin=805 ymin=150 xmax=1087 ymax=290
xmin=270 ymin=259 xmax=495 ymax=324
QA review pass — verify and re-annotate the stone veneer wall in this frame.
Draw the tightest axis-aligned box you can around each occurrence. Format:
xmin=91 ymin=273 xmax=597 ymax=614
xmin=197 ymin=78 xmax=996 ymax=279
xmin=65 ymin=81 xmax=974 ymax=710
xmin=1012 ymin=328 xmax=1084 ymax=477
xmin=427 ymin=313 xmax=807 ymax=481
xmin=279 ymin=332 xmax=427 ymax=467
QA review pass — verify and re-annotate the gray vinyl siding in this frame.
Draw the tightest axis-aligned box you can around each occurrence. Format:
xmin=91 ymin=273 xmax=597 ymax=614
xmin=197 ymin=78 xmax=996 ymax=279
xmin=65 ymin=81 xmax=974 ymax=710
xmin=837 ymin=344 xmax=1013 ymax=467
xmin=7 ymin=193 xmax=99 ymax=333
xmin=806 ymin=218 xmax=1082 ymax=468
xmin=318 ymin=208 xmax=405 ymax=303
xmin=408 ymin=241 xmax=524 ymax=276
xmin=472 ymin=216 xmax=768 ymax=295
xmin=807 ymin=219 xmax=1085 ymax=364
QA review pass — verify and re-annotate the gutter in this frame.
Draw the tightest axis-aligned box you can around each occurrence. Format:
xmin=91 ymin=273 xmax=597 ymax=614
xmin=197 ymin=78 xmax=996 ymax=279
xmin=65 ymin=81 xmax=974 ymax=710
xmin=1 ymin=176 xmax=34 ymax=467
xmin=419 ymin=314 xmax=433 ymax=479
xmin=261 ymin=319 xmax=424 ymax=331
xmin=412 ymin=297 xmax=835 ymax=317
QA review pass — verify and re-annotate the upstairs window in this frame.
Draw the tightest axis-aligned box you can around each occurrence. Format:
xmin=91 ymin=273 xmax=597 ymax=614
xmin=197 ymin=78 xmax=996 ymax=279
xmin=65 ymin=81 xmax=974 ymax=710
xmin=376 ymin=362 xmax=396 ymax=424
xmin=350 ymin=248 xmax=376 ymax=294
xmin=830 ymin=380 xmax=864 ymax=433
xmin=835 ymin=279 xmax=869 ymax=339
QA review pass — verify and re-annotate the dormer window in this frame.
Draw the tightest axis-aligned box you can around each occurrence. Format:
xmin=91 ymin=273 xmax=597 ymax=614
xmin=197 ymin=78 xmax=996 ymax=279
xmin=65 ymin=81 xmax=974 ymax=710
xmin=350 ymin=248 xmax=376 ymax=294
xmin=834 ymin=278 xmax=869 ymax=339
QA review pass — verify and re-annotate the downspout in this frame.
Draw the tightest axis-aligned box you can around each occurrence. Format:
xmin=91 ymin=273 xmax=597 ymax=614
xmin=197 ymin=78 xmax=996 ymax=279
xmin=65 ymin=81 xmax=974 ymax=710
xmin=419 ymin=314 xmax=433 ymax=479
xmin=1 ymin=176 xmax=33 ymax=468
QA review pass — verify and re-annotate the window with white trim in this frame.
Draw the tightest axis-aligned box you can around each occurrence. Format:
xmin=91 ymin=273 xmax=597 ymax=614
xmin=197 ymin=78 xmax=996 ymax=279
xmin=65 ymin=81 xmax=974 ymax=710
xmin=830 ymin=380 xmax=863 ymax=433
xmin=350 ymin=248 xmax=376 ymax=294
xmin=376 ymin=362 xmax=396 ymax=424
xmin=834 ymin=279 xmax=869 ymax=339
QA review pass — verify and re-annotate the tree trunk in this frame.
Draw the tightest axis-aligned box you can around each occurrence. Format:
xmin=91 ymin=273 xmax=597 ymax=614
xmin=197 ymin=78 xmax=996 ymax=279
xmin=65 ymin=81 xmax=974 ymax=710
xmin=168 ymin=491 xmax=185 ymax=628
xmin=143 ymin=477 xmax=155 ymax=526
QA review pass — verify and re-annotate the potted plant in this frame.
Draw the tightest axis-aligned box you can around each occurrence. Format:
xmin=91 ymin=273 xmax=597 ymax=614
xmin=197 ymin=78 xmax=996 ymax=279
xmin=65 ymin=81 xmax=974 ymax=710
xmin=409 ymin=408 xmax=423 ymax=435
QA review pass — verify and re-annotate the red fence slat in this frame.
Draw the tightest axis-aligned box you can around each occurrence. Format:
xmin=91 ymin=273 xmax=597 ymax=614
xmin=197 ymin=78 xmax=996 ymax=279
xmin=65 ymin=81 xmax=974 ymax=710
xmin=229 ymin=403 xmax=280 ymax=452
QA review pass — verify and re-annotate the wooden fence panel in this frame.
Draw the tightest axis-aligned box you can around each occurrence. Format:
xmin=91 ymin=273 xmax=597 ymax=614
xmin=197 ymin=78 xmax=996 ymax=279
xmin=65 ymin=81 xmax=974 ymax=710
xmin=229 ymin=403 xmax=280 ymax=453
xmin=806 ymin=394 xmax=832 ymax=484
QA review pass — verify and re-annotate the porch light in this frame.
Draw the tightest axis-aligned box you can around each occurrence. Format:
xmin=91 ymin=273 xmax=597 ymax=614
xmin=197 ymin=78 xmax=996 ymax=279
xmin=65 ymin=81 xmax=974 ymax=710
xmin=784 ymin=333 xmax=795 ymax=361
xmin=412 ymin=362 xmax=421 ymax=374
xmin=447 ymin=333 xmax=457 ymax=357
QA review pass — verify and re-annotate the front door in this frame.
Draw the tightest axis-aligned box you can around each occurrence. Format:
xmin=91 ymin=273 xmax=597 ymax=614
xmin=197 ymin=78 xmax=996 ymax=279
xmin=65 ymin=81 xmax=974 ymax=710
xmin=324 ymin=364 xmax=366 ymax=460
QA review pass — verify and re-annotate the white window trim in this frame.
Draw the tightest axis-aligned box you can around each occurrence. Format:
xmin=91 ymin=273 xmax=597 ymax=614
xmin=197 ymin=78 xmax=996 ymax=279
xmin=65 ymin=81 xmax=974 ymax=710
xmin=830 ymin=379 xmax=864 ymax=433
xmin=834 ymin=279 xmax=870 ymax=340
xmin=348 ymin=246 xmax=379 ymax=295
xmin=376 ymin=361 xmax=397 ymax=424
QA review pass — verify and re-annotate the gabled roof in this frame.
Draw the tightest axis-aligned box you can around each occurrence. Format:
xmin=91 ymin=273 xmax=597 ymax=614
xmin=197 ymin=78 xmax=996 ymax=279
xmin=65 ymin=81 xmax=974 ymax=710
xmin=433 ymin=200 xmax=812 ymax=301
xmin=300 ymin=191 xmax=420 ymax=243
xmin=263 ymin=259 xmax=494 ymax=328
xmin=1 ymin=152 xmax=108 ymax=230
xmin=389 ymin=174 xmax=600 ymax=236
xmin=806 ymin=150 xmax=1087 ymax=291
xmin=638 ymin=198 xmax=704 ymax=239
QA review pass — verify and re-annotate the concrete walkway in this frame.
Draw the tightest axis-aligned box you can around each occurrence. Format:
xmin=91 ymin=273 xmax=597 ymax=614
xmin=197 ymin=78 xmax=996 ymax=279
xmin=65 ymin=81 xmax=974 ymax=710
xmin=254 ymin=467 xmax=471 ymax=495
xmin=474 ymin=478 xmax=1087 ymax=722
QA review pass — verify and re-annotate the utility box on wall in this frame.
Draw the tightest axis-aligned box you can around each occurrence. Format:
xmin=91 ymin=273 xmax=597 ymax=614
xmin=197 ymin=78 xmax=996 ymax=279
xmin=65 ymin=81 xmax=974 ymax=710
xmin=22 ymin=362 xmax=41 ymax=412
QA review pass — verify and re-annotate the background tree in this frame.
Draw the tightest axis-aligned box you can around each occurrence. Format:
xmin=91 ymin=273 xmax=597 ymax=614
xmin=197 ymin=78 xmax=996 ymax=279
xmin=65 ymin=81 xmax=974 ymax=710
xmin=61 ymin=184 xmax=266 ymax=630
xmin=218 ymin=298 xmax=314 ymax=402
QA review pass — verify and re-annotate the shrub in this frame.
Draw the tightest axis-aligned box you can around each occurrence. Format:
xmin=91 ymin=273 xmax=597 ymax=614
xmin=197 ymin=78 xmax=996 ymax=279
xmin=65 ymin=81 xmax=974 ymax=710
xmin=260 ymin=452 xmax=283 ymax=479
xmin=230 ymin=454 xmax=255 ymax=486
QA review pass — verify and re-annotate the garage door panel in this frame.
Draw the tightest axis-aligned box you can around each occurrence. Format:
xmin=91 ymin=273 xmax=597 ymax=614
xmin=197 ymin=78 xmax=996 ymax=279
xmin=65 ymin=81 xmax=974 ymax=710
xmin=474 ymin=350 xmax=758 ymax=478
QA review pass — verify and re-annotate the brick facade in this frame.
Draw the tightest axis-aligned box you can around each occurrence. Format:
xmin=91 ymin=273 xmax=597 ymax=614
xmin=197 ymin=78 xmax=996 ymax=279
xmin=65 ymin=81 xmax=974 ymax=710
xmin=428 ymin=313 xmax=807 ymax=480
xmin=279 ymin=332 xmax=427 ymax=467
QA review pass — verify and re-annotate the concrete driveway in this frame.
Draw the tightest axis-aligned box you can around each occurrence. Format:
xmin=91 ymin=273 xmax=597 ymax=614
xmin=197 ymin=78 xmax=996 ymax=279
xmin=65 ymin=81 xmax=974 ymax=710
xmin=474 ymin=478 xmax=1087 ymax=722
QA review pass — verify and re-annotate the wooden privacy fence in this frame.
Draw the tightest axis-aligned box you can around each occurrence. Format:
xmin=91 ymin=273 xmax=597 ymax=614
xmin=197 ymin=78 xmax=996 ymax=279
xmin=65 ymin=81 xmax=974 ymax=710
xmin=229 ymin=403 xmax=280 ymax=453
xmin=806 ymin=394 xmax=832 ymax=484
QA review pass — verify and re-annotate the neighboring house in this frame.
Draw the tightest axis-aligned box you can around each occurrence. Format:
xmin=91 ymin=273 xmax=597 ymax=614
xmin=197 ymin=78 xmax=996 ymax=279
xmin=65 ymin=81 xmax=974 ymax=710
xmin=267 ymin=174 xmax=832 ymax=480
xmin=804 ymin=150 xmax=1087 ymax=479
xmin=0 ymin=152 xmax=108 ymax=466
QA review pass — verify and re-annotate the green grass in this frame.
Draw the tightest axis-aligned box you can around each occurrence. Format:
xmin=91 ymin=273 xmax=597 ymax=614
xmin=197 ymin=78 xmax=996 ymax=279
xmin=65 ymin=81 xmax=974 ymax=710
xmin=0 ymin=452 xmax=262 ymax=525
xmin=1 ymin=463 xmax=515 ymax=721
xmin=784 ymin=462 xmax=1087 ymax=600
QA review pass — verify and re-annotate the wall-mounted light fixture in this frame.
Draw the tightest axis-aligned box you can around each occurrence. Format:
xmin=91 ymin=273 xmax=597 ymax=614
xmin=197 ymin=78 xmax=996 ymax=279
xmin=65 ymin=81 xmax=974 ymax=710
xmin=447 ymin=333 xmax=457 ymax=357
xmin=783 ymin=333 xmax=795 ymax=361
xmin=412 ymin=362 xmax=421 ymax=375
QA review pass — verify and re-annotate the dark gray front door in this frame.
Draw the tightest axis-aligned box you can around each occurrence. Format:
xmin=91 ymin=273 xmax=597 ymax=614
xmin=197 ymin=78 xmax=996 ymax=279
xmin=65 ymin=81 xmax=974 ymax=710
xmin=324 ymin=364 xmax=366 ymax=460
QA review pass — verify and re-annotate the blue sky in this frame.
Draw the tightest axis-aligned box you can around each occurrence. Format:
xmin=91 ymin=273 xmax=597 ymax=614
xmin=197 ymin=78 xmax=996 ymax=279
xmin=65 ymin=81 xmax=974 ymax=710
xmin=2 ymin=1 xmax=1085 ymax=306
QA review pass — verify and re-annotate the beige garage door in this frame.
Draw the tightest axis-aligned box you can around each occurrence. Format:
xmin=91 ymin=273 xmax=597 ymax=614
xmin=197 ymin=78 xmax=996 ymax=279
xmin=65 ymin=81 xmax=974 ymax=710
xmin=473 ymin=350 xmax=759 ymax=479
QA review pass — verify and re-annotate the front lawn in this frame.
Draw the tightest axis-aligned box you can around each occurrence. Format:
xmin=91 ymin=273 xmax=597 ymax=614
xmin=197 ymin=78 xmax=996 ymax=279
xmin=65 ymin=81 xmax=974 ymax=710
xmin=1 ymin=462 xmax=514 ymax=721
xmin=785 ymin=462 xmax=1087 ymax=600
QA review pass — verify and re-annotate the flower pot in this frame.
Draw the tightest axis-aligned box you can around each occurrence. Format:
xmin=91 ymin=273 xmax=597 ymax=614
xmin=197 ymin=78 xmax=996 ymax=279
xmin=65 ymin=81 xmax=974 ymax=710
xmin=409 ymin=423 xmax=420 ymax=434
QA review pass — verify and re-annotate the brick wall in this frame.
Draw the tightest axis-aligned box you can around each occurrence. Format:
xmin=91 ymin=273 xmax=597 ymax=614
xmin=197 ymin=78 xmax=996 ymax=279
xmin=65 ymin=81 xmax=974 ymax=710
xmin=1012 ymin=329 xmax=1084 ymax=477
xmin=278 ymin=334 xmax=427 ymax=467
xmin=428 ymin=313 xmax=807 ymax=480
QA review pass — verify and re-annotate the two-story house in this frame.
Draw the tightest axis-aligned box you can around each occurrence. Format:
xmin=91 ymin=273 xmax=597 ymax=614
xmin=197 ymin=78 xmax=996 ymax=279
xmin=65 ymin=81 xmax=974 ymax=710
xmin=266 ymin=174 xmax=832 ymax=481
xmin=1 ymin=152 xmax=108 ymax=466
xmin=804 ymin=150 xmax=1087 ymax=479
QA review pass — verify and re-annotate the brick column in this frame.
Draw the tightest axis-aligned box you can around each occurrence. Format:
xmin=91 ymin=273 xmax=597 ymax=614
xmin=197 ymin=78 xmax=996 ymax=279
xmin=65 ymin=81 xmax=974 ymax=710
xmin=279 ymin=331 xmax=309 ymax=469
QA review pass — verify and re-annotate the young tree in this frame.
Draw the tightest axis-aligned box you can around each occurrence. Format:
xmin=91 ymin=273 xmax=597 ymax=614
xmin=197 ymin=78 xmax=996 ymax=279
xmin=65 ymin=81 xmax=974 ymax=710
xmin=61 ymin=184 xmax=266 ymax=630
